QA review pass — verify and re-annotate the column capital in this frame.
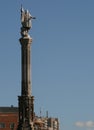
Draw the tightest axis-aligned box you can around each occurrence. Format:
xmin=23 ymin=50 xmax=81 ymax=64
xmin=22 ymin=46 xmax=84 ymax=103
xmin=19 ymin=37 xmax=32 ymax=45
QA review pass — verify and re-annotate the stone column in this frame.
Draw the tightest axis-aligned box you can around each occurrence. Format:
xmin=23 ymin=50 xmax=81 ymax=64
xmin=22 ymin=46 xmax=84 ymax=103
xmin=17 ymin=6 xmax=35 ymax=130
xmin=20 ymin=37 xmax=32 ymax=96
xmin=17 ymin=36 xmax=34 ymax=130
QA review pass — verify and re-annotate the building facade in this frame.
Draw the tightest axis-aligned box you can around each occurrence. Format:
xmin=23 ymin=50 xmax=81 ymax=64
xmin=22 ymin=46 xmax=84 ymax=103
xmin=0 ymin=107 xmax=59 ymax=130
xmin=0 ymin=107 xmax=18 ymax=130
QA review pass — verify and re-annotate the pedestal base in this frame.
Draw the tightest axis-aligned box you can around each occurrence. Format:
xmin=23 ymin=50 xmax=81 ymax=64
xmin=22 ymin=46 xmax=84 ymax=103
xmin=17 ymin=124 xmax=34 ymax=130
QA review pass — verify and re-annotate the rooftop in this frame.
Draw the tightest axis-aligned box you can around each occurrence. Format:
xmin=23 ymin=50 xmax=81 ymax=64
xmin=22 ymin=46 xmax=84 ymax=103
xmin=0 ymin=106 xmax=18 ymax=113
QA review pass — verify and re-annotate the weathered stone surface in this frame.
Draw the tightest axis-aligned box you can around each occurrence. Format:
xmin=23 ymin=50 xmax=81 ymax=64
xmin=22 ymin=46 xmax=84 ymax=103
xmin=17 ymin=7 xmax=35 ymax=130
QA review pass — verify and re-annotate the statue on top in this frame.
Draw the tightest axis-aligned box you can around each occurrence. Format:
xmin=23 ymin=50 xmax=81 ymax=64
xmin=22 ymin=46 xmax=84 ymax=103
xmin=20 ymin=6 xmax=36 ymax=37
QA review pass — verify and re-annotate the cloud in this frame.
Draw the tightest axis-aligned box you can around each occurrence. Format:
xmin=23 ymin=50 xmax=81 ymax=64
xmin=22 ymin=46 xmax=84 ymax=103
xmin=86 ymin=121 xmax=94 ymax=127
xmin=75 ymin=121 xmax=94 ymax=128
xmin=75 ymin=121 xmax=85 ymax=127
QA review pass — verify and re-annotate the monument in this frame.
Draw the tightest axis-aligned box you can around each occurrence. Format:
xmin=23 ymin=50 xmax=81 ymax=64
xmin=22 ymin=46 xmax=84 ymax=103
xmin=17 ymin=6 xmax=35 ymax=130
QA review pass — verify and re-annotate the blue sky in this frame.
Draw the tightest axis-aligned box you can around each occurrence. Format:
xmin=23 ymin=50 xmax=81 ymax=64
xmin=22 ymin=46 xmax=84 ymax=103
xmin=0 ymin=0 xmax=94 ymax=130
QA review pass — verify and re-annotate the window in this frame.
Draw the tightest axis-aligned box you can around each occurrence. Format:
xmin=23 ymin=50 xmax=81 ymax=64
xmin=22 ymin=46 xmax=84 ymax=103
xmin=0 ymin=123 xmax=5 ymax=128
xmin=10 ymin=123 xmax=15 ymax=129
